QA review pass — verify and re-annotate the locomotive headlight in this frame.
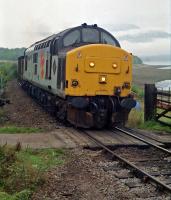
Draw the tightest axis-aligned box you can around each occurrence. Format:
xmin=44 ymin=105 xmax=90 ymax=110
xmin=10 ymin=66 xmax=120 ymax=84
xmin=112 ymin=63 xmax=118 ymax=69
xmin=114 ymin=87 xmax=121 ymax=95
xmin=71 ymin=79 xmax=79 ymax=87
xmin=101 ymin=77 xmax=106 ymax=82
xmin=89 ymin=62 xmax=95 ymax=68
xmin=99 ymin=75 xmax=107 ymax=84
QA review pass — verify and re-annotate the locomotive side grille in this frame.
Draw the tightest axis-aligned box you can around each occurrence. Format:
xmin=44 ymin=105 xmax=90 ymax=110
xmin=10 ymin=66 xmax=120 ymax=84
xmin=57 ymin=57 xmax=66 ymax=90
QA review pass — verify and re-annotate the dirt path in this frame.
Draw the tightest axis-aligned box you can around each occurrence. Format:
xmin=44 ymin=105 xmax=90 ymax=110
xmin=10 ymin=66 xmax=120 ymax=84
xmin=1 ymin=79 xmax=59 ymax=131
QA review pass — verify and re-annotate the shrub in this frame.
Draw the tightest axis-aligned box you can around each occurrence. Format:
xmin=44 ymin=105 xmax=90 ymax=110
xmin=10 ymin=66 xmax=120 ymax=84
xmin=132 ymin=85 xmax=144 ymax=98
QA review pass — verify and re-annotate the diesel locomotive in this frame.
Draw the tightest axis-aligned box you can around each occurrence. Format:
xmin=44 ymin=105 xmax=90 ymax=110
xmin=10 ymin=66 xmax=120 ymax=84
xmin=18 ymin=23 xmax=136 ymax=129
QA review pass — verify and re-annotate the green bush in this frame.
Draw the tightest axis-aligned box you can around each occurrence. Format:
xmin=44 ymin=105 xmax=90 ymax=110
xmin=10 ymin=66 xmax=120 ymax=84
xmin=0 ymin=62 xmax=17 ymax=89
xmin=132 ymin=85 xmax=144 ymax=98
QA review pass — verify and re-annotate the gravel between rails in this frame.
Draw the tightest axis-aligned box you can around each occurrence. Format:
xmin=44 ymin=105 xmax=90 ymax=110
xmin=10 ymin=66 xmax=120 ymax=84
xmin=31 ymin=149 xmax=170 ymax=200
xmin=1 ymin=79 xmax=60 ymax=131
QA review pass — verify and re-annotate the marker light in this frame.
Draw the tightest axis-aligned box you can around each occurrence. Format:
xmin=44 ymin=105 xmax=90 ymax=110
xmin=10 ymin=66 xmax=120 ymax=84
xmin=112 ymin=63 xmax=117 ymax=69
xmin=89 ymin=62 xmax=95 ymax=67
xmin=71 ymin=79 xmax=79 ymax=87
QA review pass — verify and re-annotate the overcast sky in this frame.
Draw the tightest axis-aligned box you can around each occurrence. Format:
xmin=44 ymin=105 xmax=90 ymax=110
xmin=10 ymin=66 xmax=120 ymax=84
xmin=0 ymin=0 xmax=171 ymax=57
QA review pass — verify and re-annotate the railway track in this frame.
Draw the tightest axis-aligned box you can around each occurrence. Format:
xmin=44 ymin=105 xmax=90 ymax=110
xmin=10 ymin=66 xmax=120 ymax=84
xmin=81 ymin=128 xmax=171 ymax=195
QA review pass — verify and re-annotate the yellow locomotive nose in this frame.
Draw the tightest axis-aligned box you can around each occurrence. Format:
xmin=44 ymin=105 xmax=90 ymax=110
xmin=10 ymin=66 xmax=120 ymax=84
xmin=66 ymin=44 xmax=132 ymax=97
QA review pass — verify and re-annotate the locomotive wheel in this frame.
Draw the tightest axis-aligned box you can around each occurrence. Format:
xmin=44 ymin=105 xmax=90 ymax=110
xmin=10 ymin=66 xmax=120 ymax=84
xmin=93 ymin=112 xmax=107 ymax=129
xmin=56 ymin=101 xmax=67 ymax=122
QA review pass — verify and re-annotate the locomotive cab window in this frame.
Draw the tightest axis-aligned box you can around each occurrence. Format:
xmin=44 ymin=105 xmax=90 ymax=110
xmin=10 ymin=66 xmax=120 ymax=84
xmin=82 ymin=28 xmax=99 ymax=43
xmin=52 ymin=39 xmax=59 ymax=55
xmin=63 ymin=30 xmax=80 ymax=47
xmin=101 ymin=32 xmax=117 ymax=46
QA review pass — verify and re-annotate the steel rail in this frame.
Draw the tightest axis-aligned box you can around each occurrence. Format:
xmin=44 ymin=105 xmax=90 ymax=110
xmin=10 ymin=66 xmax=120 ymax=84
xmin=114 ymin=127 xmax=171 ymax=155
xmin=82 ymin=130 xmax=171 ymax=194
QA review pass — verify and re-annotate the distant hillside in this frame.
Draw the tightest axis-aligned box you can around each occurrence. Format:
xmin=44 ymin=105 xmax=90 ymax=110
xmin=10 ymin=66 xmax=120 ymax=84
xmin=0 ymin=47 xmax=143 ymax=65
xmin=141 ymin=54 xmax=171 ymax=65
xmin=133 ymin=55 xmax=143 ymax=64
xmin=0 ymin=48 xmax=26 ymax=61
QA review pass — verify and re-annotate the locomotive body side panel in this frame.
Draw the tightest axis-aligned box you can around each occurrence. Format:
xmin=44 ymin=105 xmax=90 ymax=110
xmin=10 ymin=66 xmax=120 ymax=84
xmin=23 ymin=46 xmax=65 ymax=98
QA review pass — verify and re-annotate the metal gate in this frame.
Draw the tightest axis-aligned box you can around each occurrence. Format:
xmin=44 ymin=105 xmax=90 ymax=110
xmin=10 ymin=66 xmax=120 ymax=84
xmin=156 ymin=88 xmax=171 ymax=126
xmin=144 ymin=84 xmax=171 ymax=127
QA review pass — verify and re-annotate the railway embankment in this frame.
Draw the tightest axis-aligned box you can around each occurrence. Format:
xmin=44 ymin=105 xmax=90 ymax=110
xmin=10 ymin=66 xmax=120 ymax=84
xmin=0 ymin=79 xmax=59 ymax=132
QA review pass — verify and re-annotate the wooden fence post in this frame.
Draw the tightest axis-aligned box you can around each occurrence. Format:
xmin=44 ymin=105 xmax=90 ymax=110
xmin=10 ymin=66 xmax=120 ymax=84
xmin=144 ymin=84 xmax=157 ymax=121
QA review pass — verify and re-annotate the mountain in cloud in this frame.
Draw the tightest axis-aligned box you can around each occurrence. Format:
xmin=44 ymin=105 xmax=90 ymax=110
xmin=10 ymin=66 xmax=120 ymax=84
xmin=104 ymin=24 xmax=140 ymax=32
xmin=141 ymin=54 xmax=171 ymax=61
xmin=118 ymin=30 xmax=171 ymax=43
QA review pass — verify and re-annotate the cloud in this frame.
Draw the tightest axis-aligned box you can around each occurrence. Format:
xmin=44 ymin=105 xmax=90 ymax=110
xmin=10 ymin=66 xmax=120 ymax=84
xmin=118 ymin=30 xmax=171 ymax=43
xmin=24 ymin=22 xmax=53 ymax=38
xmin=21 ymin=21 xmax=54 ymax=45
xmin=106 ymin=24 xmax=140 ymax=32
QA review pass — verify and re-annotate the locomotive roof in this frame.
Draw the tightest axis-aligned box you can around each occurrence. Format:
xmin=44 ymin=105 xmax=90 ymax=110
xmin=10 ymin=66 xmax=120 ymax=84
xmin=33 ymin=24 xmax=106 ymax=44
xmin=26 ymin=24 xmax=119 ymax=53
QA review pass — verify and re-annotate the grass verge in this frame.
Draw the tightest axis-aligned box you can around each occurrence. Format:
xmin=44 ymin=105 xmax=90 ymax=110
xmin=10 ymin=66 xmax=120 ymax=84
xmin=0 ymin=144 xmax=65 ymax=200
xmin=138 ymin=120 xmax=171 ymax=133
xmin=132 ymin=84 xmax=144 ymax=98
xmin=128 ymin=85 xmax=171 ymax=133
xmin=0 ymin=126 xmax=42 ymax=133
xmin=127 ymin=108 xmax=171 ymax=133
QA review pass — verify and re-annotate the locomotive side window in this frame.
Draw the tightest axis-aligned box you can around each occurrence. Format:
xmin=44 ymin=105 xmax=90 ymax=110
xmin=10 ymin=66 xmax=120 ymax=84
xmin=101 ymin=32 xmax=117 ymax=46
xmin=25 ymin=56 xmax=27 ymax=71
xmin=45 ymin=60 xmax=49 ymax=79
xmin=47 ymin=40 xmax=51 ymax=47
xmin=34 ymin=64 xmax=37 ymax=75
xmin=82 ymin=28 xmax=99 ymax=43
xmin=63 ymin=30 xmax=80 ymax=47
xmin=33 ymin=53 xmax=38 ymax=63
